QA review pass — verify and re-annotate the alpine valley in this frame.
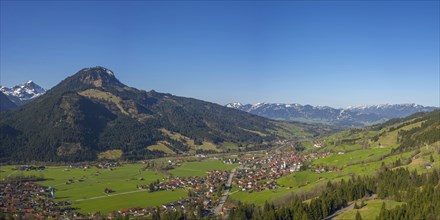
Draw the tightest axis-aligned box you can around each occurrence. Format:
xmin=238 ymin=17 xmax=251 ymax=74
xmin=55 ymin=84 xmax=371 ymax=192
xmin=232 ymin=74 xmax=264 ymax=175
xmin=0 ymin=67 xmax=439 ymax=220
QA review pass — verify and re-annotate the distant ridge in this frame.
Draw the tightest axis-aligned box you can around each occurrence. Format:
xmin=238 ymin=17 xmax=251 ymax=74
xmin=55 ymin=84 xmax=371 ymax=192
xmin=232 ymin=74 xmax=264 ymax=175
xmin=226 ymin=102 xmax=437 ymax=127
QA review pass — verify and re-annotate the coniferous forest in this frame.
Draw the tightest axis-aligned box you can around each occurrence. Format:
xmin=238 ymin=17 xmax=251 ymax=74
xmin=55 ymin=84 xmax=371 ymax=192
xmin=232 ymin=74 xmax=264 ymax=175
xmin=151 ymin=167 xmax=439 ymax=220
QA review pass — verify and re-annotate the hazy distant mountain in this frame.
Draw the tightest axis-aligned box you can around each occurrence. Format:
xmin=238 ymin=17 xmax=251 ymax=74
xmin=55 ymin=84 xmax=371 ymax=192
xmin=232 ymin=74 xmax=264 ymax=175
xmin=0 ymin=67 xmax=305 ymax=162
xmin=345 ymin=104 xmax=437 ymax=118
xmin=0 ymin=91 xmax=17 ymax=112
xmin=0 ymin=80 xmax=46 ymax=105
xmin=226 ymin=102 xmax=437 ymax=127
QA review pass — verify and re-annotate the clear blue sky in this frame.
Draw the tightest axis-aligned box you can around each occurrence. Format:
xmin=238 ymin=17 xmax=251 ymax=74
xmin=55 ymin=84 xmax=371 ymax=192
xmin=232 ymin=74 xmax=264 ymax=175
xmin=1 ymin=1 xmax=439 ymax=108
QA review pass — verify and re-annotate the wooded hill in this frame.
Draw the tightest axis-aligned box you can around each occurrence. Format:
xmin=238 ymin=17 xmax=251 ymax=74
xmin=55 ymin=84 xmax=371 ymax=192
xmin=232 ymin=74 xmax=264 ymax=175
xmin=319 ymin=109 xmax=439 ymax=154
xmin=0 ymin=67 xmax=310 ymax=162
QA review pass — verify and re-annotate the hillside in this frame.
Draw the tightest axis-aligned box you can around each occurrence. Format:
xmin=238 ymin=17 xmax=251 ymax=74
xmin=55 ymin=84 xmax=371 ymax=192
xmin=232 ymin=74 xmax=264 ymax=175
xmin=0 ymin=92 xmax=17 ymax=112
xmin=0 ymin=67 xmax=308 ymax=162
xmin=320 ymin=109 xmax=440 ymax=154
xmin=230 ymin=110 xmax=440 ymax=213
xmin=226 ymin=102 xmax=437 ymax=127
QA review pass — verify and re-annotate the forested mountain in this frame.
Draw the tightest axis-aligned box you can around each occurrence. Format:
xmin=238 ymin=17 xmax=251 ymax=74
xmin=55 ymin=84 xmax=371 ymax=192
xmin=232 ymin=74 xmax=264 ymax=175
xmin=0 ymin=67 xmax=304 ymax=162
xmin=319 ymin=109 xmax=440 ymax=153
xmin=226 ymin=102 xmax=437 ymax=127
xmin=225 ymin=168 xmax=440 ymax=220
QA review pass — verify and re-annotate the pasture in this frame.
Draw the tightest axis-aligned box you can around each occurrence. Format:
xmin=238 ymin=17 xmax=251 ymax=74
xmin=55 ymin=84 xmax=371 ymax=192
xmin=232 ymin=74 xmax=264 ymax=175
xmin=0 ymin=159 xmax=236 ymax=214
xmin=334 ymin=199 xmax=405 ymax=220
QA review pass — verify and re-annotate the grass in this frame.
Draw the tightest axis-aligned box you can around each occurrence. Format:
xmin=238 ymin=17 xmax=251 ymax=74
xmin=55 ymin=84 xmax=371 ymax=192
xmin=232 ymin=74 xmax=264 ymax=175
xmin=192 ymin=142 xmax=220 ymax=152
xmin=313 ymin=148 xmax=391 ymax=167
xmin=335 ymin=199 xmax=405 ymax=220
xmin=98 ymin=150 xmax=123 ymax=160
xmin=222 ymin=142 xmax=239 ymax=150
xmin=271 ymin=122 xmax=311 ymax=139
xmin=79 ymin=89 xmax=128 ymax=115
xmin=374 ymin=121 xmax=424 ymax=147
xmin=74 ymin=189 xmax=187 ymax=214
xmin=169 ymin=159 xmax=236 ymax=177
xmin=160 ymin=128 xmax=220 ymax=152
xmin=0 ymin=163 xmax=185 ymax=214
xmin=147 ymin=142 xmax=176 ymax=154
xmin=318 ymin=143 xmax=363 ymax=153
xmin=229 ymin=187 xmax=292 ymax=205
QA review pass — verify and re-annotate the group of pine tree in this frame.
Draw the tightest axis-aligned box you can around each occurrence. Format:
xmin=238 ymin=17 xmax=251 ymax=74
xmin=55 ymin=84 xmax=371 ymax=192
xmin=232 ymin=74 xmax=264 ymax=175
xmin=148 ymin=167 xmax=439 ymax=220
xmin=224 ymin=167 xmax=439 ymax=220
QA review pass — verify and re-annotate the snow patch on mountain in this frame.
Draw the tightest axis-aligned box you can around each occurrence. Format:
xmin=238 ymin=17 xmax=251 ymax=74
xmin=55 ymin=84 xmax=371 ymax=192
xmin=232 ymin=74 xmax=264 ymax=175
xmin=225 ymin=102 xmax=437 ymax=127
xmin=0 ymin=81 xmax=46 ymax=105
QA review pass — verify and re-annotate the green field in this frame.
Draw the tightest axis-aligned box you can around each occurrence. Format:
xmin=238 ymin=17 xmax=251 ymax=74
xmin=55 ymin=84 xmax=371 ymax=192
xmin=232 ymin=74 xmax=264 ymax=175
xmin=0 ymin=163 xmax=184 ymax=214
xmin=313 ymin=147 xmax=392 ymax=167
xmin=75 ymin=189 xmax=187 ymax=214
xmin=169 ymin=159 xmax=237 ymax=177
xmin=335 ymin=199 xmax=405 ymax=220
xmin=0 ymin=159 xmax=237 ymax=214
xmin=222 ymin=142 xmax=239 ymax=150
xmin=229 ymin=186 xmax=293 ymax=205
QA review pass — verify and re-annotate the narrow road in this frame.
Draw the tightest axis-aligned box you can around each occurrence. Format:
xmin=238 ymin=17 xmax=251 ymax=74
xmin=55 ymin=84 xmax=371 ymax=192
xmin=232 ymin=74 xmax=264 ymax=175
xmin=214 ymin=166 xmax=239 ymax=216
xmin=74 ymin=189 xmax=146 ymax=202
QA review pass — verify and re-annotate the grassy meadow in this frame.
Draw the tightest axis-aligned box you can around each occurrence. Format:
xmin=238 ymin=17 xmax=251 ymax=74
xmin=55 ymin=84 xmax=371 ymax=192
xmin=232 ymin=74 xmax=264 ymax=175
xmin=335 ymin=199 xmax=405 ymax=220
xmin=0 ymin=159 xmax=236 ymax=214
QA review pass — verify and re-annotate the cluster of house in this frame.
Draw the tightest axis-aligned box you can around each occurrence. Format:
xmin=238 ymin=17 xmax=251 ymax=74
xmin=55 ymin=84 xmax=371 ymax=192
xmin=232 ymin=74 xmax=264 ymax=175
xmin=227 ymin=151 xmax=333 ymax=192
xmin=66 ymin=162 xmax=120 ymax=170
xmin=134 ymin=170 xmax=230 ymax=217
xmin=140 ymin=170 xmax=229 ymax=194
xmin=230 ymin=152 xmax=304 ymax=192
xmin=0 ymin=182 xmax=76 ymax=219
xmin=112 ymin=198 xmax=212 ymax=218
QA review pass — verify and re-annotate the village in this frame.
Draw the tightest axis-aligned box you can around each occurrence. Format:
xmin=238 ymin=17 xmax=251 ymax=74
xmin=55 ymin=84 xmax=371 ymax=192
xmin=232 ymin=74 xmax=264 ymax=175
xmin=228 ymin=151 xmax=332 ymax=192
xmin=0 ymin=148 xmax=335 ymax=219
xmin=0 ymin=182 xmax=78 ymax=219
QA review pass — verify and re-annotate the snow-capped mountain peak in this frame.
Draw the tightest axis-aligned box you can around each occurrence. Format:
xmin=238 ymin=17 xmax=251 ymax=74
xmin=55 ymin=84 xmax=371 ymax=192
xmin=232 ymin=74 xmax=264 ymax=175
xmin=0 ymin=81 xmax=46 ymax=105
xmin=226 ymin=102 xmax=243 ymax=108
xmin=225 ymin=102 xmax=437 ymax=127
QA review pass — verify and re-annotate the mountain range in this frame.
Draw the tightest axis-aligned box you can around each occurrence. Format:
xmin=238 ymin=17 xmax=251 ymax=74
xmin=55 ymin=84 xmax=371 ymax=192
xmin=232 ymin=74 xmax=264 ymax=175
xmin=0 ymin=67 xmax=305 ymax=162
xmin=226 ymin=102 xmax=437 ymax=127
xmin=0 ymin=80 xmax=46 ymax=106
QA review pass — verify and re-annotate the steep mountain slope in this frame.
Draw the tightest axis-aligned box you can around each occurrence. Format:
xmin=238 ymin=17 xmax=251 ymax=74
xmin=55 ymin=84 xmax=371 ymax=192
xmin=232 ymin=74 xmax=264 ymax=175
xmin=0 ymin=67 xmax=304 ymax=162
xmin=319 ymin=109 xmax=440 ymax=154
xmin=0 ymin=80 xmax=46 ymax=105
xmin=226 ymin=102 xmax=437 ymax=127
xmin=0 ymin=92 xmax=17 ymax=111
